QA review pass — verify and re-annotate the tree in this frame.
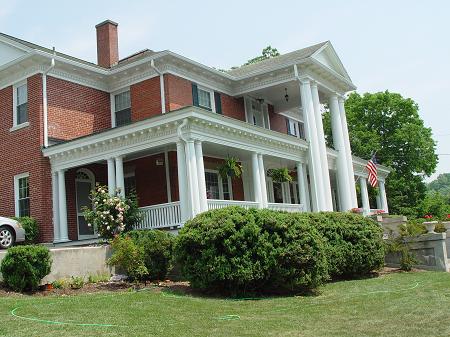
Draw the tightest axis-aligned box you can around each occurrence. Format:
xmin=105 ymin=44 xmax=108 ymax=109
xmin=428 ymin=173 xmax=450 ymax=198
xmin=244 ymin=46 xmax=280 ymax=65
xmin=323 ymin=91 xmax=438 ymax=217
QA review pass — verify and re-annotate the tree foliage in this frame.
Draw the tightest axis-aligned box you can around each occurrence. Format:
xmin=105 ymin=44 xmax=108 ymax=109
xmin=428 ymin=173 xmax=450 ymax=198
xmin=244 ymin=46 xmax=280 ymax=66
xmin=323 ymin=91 xmax=438 ymax=217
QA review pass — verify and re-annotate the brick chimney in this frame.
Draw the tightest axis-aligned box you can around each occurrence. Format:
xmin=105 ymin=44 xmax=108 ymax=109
xmin=95 ymin=20 xmax=119 ymax=68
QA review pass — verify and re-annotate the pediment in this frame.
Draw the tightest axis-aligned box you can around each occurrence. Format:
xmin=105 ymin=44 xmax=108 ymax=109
xmin=0 ymin=39 xmax=29 ymax=68
xmin=311 ymin=43 xmax=351 ymax=81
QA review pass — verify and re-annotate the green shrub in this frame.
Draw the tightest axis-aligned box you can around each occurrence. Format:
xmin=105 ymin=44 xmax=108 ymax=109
xmin=14 ymin=217 xmax=39 ymax=243
xmin=174 ymin=207 xmax=328 ymax=294
xmin=0 ymin=245 xmax=52 ymax=292
xmin=69 ymin=276 xmax=85 ymax=289
xmin=312 ymin=212 xmax=385 ymax=278
xmin=87 ymin=273 xmax=110 ymax=283
xmin=127 ymin=230 xmax=174 ymax=280
xmin=107 ymin=236 xmax=148 ymax=281
xmin=52 ymin=279 xmax=68 ymax=289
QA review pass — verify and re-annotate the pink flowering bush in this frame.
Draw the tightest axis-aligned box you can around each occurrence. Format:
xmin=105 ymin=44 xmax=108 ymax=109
xmin=83 ymin=184 xmax=141 ymax=240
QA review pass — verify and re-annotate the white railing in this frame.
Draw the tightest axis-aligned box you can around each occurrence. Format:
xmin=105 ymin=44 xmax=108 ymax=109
xmin=207 ymin=199 xmax=259 ymax=210
xmin=137 ymin=201 xmax=182 ymax=229
xmin=267 ymin=203 xmax=304 ymax=213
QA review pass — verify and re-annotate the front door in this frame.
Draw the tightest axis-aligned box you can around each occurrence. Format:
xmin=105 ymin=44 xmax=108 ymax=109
xmin=75 ymin=169 xmax=97 ymax=240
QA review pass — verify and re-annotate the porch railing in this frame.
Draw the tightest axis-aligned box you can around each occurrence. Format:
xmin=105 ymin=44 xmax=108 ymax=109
xmin=207 ymin=199 xmax=259 ymax=210
xmin=137 ymin=201 xmax=182 ymax=229
xmin=267 ymin=203 xmax=304 ymax=213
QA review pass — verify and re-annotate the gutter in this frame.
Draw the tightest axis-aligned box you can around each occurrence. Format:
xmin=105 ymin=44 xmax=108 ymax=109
xmin=150 ymin=59 xmax=166 ymax=114
xmin=42 ymin=47 xmax=56 ymax=148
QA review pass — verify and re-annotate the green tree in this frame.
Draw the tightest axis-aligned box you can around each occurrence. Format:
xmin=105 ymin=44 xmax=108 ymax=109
xmin=428 ymin=173 xmax=450 ymax=199
xmin=323 ymin=91 xmax=438 ymax=217
xmin=244 ymin=46 xmax=280 ymax=65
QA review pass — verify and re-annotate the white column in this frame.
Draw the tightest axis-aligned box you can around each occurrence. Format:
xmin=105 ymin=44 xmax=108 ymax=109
xmin=257 ymin=154 xmax=268 ymax=208
xmin=376 ymin=194 xmax=382 ymax=210
xmin=300 ymin=79 xmax=325 ymax=211
xmin=107 ymin=158 xmax=116 ymax=196
xmin=379 ymin=180 xmax=389 ymax=213
xmin=51 ymin=171 xmax=60 ymax=243
xmin=311 ymin=82 xmax=333 ymax=211
xmin=115 ymin=156 xmax=125 ymax=197
xmin=338 ymin=97 xmax=358 ymax=208
xmin=296 ymin=162 xmax=310 ymax=211
xmin=164 ymin=151 xmax=172 ymax=202
xmin=195 ymin=140 xmax=208 ymax=212
xmin=57 ymin=170 xmax=69 ymax=242
xmin=360 ymin=177 xmax=370 ymax=216
xmin=329 ymin=94 xmax=352 ymax=211
xmin=186 ymin=140 xmax=200 ymax=216
xmin=176 ymin=141 xmax=189 ymax=221
xmin=251 ymin=152 xmax=262 ymax=208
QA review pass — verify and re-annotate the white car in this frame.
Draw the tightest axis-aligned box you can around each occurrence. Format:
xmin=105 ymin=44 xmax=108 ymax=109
xmin=0 ymin=217 xmax=26 ymax=249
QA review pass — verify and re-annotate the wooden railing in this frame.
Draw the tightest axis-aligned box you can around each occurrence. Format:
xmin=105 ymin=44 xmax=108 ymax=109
xmin=207 ymin=199 xmax=259 ymax=210
xmin=137 ymin=201 xmax=182 ymax=229
xmin=267 ymin=203 xmax=304 ymax=213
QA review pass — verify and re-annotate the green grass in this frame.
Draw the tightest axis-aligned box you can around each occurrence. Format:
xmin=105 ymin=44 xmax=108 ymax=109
xmin=2 ymin=271 xmax=450 ymax=337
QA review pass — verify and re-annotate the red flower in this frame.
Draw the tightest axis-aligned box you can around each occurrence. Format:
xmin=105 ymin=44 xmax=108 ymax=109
xmin=447 ymin=214 xmax=450 ymax=219
xmin=424 ymin=214 xmax=433 ymax=220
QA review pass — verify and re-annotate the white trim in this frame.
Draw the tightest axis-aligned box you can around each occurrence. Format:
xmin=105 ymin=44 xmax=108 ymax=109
xmin=196 ymin=84 xmax=216 ymax=113
xmin=14 ymin=172 xmax=29 ymax=217
xmin=75 ymin=168 xmax=96 ymax=240
xmin=204 ymin=169 xmax=233 ymax=200
xmin=12 ymin=79 xmax=28 ymax=129
xmin=9 ymin=122 xmax=29 ymax=132
xmin=110 ymin=87 xmax=131 ymax=128
xmin=164 ymin=150 xmax=172 ymax=202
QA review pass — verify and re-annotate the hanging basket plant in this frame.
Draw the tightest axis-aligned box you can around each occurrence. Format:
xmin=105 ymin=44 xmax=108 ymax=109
xmin=268 ymin=168 xmax=293 ymax=183
xmin=218 ymin=157 xmax=243 ymax=180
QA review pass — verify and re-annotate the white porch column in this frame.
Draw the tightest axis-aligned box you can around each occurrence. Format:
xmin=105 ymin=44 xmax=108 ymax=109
xmin=376 ymin=194 xmax=382 ymax=210
xmin=107 ymin=158 xmax=116 ymax=196
xmin=311 ymin=82 xmax=333 ymax=211
xmin=257 ymin=154 xmax=268 ymax=208
xmin=57 ymin=170 xmax=69 ymax=242
xmin=186 ymin=140 xmax=200 ymax=216
xmin=329 ymin=94 xmax=352 ymax=211
xmin=360 ymin=177 xmax=370 ymax=216
xmin=379 ymin=180 xmax=389 ymax=213
xmin=176 ymin=141 xmax=189 ymax=222
xmin=296 ymin=162 xmax=310 ymax=211
xmin=251 ymin=152 xmax=262 ymax=208
xmin=299 ymin=79 xmax=325 ymax=211
xmin=195 ymin=140 xmax=208 ymax=212
xmin=115 ymin=156 xmax=125 ymax=197
xmin=51 ymin=171 xmax=60 ymax=243
xmin=338 ymin=97 xmax=358 ymax=208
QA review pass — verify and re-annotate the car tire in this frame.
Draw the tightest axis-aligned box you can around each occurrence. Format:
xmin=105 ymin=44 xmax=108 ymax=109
xmin=0 ymin=226 xmax=15 ymax=249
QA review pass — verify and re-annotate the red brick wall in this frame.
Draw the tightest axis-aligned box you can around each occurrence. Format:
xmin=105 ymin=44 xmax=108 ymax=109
xmin=0 ymin=74 xmax=54 ymax=242
xmin=47 ymin=76 xmax=111 ymax=141
xmin=164 ymin=74 xmax=193 ymax=112
xmin=268 ymin=104 xmax=288 ymax=134
xmin=130 ymin=76 xmax=162 ymax=121
xmin=221 ymin=94 xmax=246 ymax=121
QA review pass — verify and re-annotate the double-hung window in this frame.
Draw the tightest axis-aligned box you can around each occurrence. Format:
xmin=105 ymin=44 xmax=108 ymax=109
xmin=114 ymin=90 xmax=131 ymax=127
xmin=205 ymin=170 xmax=233 ymax=200
xmin=13 ymin=82 xmax=28 ymax=128
xmin=14 ymin=173 xmax=30 ymax=217
xmin=192 ymin=83 xmax=221 ymax=113
xmin=287 ymin=119 xmax=306 ymax=140
xmin=197 ymin=88 xmax=212 ymax=110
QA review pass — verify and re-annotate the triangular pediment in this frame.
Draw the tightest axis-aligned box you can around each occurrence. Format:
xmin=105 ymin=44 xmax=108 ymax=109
xmin=311 ymin=42 xmax=351 ymax=81
xmin=0 ymin=37 xmax=30 ymax=68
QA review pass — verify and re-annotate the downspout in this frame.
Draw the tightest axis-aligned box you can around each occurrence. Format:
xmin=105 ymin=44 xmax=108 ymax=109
xmin=177 ymin=118 xmax=188 ymax=142
xmin=43 ymin=47 xmax=56 ymax=148
xmin=151 ymin=59 xmax=166 ymax=114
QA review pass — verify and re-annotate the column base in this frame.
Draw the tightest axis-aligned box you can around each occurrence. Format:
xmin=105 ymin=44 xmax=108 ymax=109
xmin=53 ymin=238 xmax=70 ymax=244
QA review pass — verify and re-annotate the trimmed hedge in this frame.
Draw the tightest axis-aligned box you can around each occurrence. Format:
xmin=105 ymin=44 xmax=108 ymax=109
xmin=1 ymin=245 xmax=52 ymax=292
xmin=174 ymin=207 xmax=329 ymax=294
xmin=14 ymin=217 xmax=39 ymax=243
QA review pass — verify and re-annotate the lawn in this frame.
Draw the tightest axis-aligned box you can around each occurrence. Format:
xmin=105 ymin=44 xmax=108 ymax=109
xmin=2 ymin=271 xmax=450 ymax=337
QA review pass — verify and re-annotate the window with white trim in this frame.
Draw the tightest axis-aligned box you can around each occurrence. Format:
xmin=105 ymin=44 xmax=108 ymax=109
xmin=14 ymin=173 xmax=30 ymax=217
xmin=287 ymin=119 xmax=306 ymax=140
xmin=114 ymin=90 xmax=131 ymax=127
xmin=197 ymin=87 xmax=212 ymax=110
xmin=205 ymin=170 xmax=233 ymax=200
xmin=13 ymin=82 xmax=28 ymax=127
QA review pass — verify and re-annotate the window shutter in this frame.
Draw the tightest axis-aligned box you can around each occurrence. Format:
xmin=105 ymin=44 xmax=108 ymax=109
xmin=192 ymin=83 xmax=199 ymax=107
xmin=214 ymin=92 xmax=222 ymax=114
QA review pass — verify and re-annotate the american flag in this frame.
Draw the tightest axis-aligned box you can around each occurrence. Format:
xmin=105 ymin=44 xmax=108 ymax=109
xmin=366 ymin=154 xmax=378 ymax=187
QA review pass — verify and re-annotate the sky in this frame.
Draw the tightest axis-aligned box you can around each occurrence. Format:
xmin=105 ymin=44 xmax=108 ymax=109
xmin=1 ymin=0 xmax=448 ymax=181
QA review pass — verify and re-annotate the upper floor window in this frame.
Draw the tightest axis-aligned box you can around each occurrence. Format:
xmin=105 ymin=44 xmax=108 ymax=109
xmin=114 ymin=90 xmax=131 ymax=127
xmin=14 ymin=173 xmax=30 ymax=217
xmin=287 ymin=118 xmax=306 ymax=140
xmin=244 ymin=97 xmax=270 ymax=129
xmin=13 ymin=82 xmax=28 ymax=128
xmin=192 ymin=83 xmax=221 ymax=113
xmin=198 ymin=87 xmax=212 ymax=110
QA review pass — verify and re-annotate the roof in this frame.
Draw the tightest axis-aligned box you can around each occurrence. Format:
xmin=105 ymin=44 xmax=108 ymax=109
xmin=226 ymin=41 xmax=328 ymax=77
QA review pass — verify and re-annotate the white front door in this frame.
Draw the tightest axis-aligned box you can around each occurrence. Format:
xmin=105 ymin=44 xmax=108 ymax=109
xmin=75 ymin=169 xmax=97 ymax=240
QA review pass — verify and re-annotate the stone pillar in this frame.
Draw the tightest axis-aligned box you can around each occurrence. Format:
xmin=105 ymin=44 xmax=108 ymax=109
xmin=176 ymin=141 xmax=189 ymax=222
xmin=379 ymin=180 xmax=389 ymax=213
xmin=296 ymin=162 xmax=310 ymax=211
xmin=300 ymin=79 xmax=325 ymax=211
xmin=51 ymin=171 xmax=60 ymax=243
xmin=115 ymin=156 xmax=125 ymax=197
xmin=360 ymin=177 xmax=370 ymax=216
xmin=338 ymin=97 xmax=358 ymax=208
xmin=195 ymin=140 xmax=208 ymax=212
xmin=251 ymin=152 xmax=262 ymax=208
xmin=257 ymin=154 xmax=268 ymax=208
xmin=329 ymin=94 xmax=352 ymax=211
xmin=186 ymin=140 xmax=200 ymax=216
xmin=311 ymin=82 xmax=333 ymax=211
xmin=57 ymin=170 xmax=69 ymax=242
xmin=107 ymin=157 xmax=116 ymax=196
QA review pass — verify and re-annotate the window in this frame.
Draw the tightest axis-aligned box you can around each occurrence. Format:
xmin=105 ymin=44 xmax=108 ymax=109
xmin=198 ymin=88 xmax=212 ymax=110
xmin=244 ymin=97 xmax=270 ymax=129
xmin=13 ymin=82 xmax=28 ymax=128
xmin=114 ymin=90 xmax=131 ymax=127
xmin=287 ymin=119 xmax=306 ymax=140
xmin=14 ymin=173 xmax=30 ymax=217
xmin=124 ymin=174 xmax=136 ymax=197
xmin=205 ymin=170 xmax=233 ymax=200
xmin=192 ymin=84 xmax=220 ymax=113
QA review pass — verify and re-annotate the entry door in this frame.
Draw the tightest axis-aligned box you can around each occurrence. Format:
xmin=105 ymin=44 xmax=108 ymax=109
xmin=75 ymin=170 xmax=97 ymax=240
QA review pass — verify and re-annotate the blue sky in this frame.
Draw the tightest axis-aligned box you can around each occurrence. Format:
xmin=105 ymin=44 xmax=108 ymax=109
xmin=1 ymin=0 xmax=449 ymax=180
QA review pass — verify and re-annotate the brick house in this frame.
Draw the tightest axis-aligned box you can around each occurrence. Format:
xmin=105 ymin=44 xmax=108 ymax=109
xmin=0 ymin=20 xmax=390 ymax=243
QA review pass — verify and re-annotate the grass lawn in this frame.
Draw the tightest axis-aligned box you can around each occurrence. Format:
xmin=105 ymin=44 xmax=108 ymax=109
xmin=2 ymin=271 xmax=450 ymax=337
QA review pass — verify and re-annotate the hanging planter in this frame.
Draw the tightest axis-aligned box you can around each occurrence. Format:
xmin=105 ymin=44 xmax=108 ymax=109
xmin=267 ymin=168 xmax=293 ymax=183
xmin=218 ymin=157 xmax=243 ymax=180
